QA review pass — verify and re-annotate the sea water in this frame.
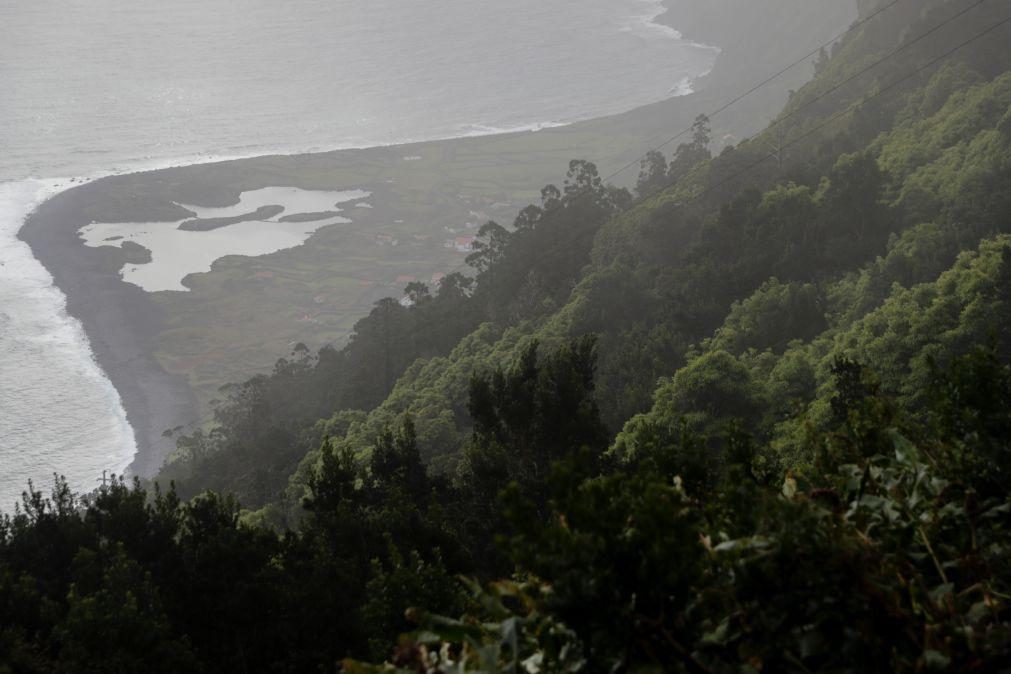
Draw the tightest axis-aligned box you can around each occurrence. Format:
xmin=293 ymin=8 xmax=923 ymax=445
xmin=0 ymin=0 xmax=717 ymax=510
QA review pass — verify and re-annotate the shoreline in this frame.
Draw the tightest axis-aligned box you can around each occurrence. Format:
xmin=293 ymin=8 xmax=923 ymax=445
xmin=20 ymin=186 xmax=198 ymax=478
xmin=16 ymin=0 xmax=858 ymax=480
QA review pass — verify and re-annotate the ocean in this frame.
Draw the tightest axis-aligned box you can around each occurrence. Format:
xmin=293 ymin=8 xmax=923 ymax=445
xmin=0 ymin=0 xmax=717 ymax=510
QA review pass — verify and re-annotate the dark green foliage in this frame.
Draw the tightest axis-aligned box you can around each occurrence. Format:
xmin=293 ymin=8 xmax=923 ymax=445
xmin=6 ymin=2 xmax=1011 ymax=670
xmin=361 ymin=546 xmax=463 ymax=662
xmin=636 ymin=149 xmax=668 ymax=197
xmin=3 ymin=347 xmax=1010 ymax=673
xmin=353 ymin=348 xmax=1011 ymax=673
xmin=710 ymin=278 xmax=827 ymax=354
xmin=635 ymin=114 xmax=713 ymax=197
xmin=926 ymin=345 xmax=1011 ymax=499
xmin=466 ymin=160 xmax=629 ymax=323
xmin=668 ymin=114 xmax=713 ymax=183
xmin=0 ymin=337 xmax=615 ymax=672
xmin=160 ymin=270 xmax=483 ymax=508
xmin=55 ymin=547 xmax=196 ymax=674
xmin=459 ymin=338 xmax=611 ymax=573
xmin=0 ymin=453 xmax=463 ymax=672
xmin=467 ymin=337 xmax=609 ymax=488
xmin=368 ymin=418 xmax=428 ymax=502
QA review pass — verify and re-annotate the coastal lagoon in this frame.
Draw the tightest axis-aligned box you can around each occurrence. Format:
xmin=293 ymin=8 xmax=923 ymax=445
xmin=80 ymin=188 xmax=370 ymax=292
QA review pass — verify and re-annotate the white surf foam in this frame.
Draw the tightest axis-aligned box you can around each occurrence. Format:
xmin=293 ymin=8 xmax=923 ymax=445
xmin=0 ymin=178 xmax=137 ymax=511
xmin=457 ymin=121 xmax=569 ymax=137
xmin=624 ymin=0 xmax=723 ymax=54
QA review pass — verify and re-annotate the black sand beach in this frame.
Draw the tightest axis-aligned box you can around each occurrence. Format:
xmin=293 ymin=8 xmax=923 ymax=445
xmin=22 ymin=188 xmax=197 ymax=477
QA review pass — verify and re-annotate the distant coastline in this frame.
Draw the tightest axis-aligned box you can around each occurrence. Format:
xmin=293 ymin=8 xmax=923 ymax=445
xmin=18 ymin=0 xmax=858 ymax=480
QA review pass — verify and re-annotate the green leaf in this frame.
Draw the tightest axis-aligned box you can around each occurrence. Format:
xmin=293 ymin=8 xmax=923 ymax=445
xmin=889 ymin=428 xmax=921 ymax=464
xmin=929 ymin=583 xmax=954 ymax=605
xmin=701 ymin=619 xmax=730 ymax=646
xmin=923 ymin=650 xmax=951 ymax=671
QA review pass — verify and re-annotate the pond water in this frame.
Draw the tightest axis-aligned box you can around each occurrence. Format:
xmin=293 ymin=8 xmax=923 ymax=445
xmin=79 ymin=187 xmax=370 ymax=292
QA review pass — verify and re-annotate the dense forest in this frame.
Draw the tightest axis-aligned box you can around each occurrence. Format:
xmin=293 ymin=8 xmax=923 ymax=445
xmin=3 ymin=0 xmax=1011 ymax=671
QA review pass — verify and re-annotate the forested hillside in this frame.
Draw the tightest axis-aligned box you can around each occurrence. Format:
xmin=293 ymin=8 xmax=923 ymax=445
xmin=3 ymin=0 xmax=1011 ymax=671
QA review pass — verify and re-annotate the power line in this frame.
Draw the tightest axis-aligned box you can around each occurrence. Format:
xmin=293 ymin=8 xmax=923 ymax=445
xmin=601 ymin=0 xmax=908 ymax=184
xmin=416 ymin=3 xmax=1009 ymax=337
xmin=609 ymin=0 xmax=989 ymax=186
xmin=294 ymin=2 xmax=1006 ymax=464
xmin=674 ymin=10 xmax=1011 ymax=211
xmin=436 ymin=0 xmax=993 ymax=286
xmin=327 ymin=8 xmax=1011 ymax=473
xmin=172 ymin=6 xmax=1011 ymax=473
xmin=436 ymin=1 xmax=913 ymax=282
xmin=618 ymin=0 xmax=982 ymax=206
xmin=757 ymin=0 xmax=987 ymax=147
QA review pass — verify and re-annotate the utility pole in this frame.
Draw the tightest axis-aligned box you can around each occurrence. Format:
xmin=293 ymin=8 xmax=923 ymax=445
xmin=771 ymin=124 xmax=787 ymax=171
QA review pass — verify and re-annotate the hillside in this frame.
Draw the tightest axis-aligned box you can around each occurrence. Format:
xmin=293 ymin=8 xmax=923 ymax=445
xmin=3 ymin=0 xmax=1011 ymax=671
xmin=158 ymin=0 xmax=1011 ymax=514
xmin=20 ymin=0 xmax=855 ymax=477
